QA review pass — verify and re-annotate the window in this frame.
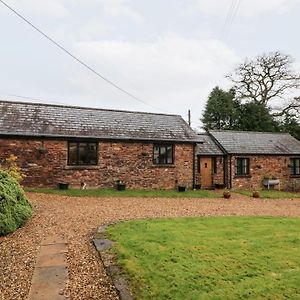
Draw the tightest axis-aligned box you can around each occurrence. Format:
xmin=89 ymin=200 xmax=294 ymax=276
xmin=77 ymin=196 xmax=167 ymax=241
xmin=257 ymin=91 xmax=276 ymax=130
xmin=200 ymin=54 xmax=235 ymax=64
xmin=235 ymin=158 xmax=249 ymax=176
xmin=68 ymin=142 xmax=97 ymax=165
xmin=290 ymin=158 xmax=300 ymax=175
xmin=153 ymin=144 xmax=174 ymax=165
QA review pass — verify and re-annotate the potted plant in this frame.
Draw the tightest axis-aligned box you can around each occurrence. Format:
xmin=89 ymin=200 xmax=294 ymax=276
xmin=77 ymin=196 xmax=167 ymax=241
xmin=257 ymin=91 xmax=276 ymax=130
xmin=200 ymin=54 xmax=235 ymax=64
xmin=116 ymin=180 xmax=126 ymax=191
xmin=223 ymin=189 xmax=231 ymax=199
xmin=178 ymin=185 xmax=186 ymax=192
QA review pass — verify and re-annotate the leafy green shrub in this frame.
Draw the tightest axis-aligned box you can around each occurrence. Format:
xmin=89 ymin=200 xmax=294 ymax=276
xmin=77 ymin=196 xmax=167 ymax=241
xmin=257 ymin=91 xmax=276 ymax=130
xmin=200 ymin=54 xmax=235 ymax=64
xmin=0 ymin=169 xmax=32 ymax=236
xmin=0 ymin=154 xmax=25 ymax=182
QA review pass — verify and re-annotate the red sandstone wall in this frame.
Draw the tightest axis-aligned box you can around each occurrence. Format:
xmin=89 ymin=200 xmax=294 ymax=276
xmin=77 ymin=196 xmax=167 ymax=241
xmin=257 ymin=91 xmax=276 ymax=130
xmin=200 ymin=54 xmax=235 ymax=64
xmin=230 ymin=155 xmax=300 ymax=191
xmin=0 ymin=138 xmax=194 ymax=190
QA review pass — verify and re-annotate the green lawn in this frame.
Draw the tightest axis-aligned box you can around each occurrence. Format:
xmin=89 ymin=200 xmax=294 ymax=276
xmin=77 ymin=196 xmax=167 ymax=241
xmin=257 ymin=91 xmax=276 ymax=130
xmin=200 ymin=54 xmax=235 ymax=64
xmin=108 ymin=217 xmax=300 ymax=300
xmin=25 ymin=188 xmax=220 ymax=198
xmin=234 ymin=190 xmax=300 ymax=199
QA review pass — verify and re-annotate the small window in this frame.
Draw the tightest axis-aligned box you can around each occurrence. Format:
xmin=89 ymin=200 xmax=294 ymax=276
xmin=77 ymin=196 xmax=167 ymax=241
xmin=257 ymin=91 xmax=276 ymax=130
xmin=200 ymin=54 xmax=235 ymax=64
xmin=235 ymin=158 xmax=249 ymax=176
xmin=68 ymin=142 xmax=98 ymax=165
xmin=153 ymin=144 xmax=174 ymax=165
xmin=290 ymin=158 xmax=300 ymax=175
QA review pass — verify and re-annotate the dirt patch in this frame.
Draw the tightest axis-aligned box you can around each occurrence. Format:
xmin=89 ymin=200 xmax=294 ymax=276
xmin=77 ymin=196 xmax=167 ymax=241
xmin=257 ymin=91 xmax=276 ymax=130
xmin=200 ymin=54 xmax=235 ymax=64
xmin=1 ymin=192 xmax=300 ymax=300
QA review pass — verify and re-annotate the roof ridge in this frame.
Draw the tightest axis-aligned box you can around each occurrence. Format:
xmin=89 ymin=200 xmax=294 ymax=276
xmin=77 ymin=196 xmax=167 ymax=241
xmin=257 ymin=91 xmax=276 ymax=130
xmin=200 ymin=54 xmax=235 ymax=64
xmin=209 ymin=129 xmax=290 ymax=135
xmin=0 ymin=99 xmax=180 ymax=118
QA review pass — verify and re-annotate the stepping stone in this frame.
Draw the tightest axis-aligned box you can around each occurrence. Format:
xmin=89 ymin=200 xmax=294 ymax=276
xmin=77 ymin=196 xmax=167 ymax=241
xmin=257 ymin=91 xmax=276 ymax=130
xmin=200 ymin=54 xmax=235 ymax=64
xmin=28 ymin=235 xmax=68 ymax=300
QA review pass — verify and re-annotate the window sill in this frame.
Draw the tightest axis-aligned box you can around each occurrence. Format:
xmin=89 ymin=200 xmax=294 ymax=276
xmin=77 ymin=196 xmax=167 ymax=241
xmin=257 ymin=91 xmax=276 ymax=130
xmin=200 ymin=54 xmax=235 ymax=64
xmin=234 ymin=175 xmax=251 ymax=178
xmin=151 ymin=164 xmax=175 ymax=168
xmin=64 ymin=165 xmax=99 ymax=170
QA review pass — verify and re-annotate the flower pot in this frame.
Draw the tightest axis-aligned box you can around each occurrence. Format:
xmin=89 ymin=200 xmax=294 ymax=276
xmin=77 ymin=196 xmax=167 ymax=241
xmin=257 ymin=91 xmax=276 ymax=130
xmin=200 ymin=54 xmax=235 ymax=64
xmin=178 ymin=186 xmax=186 ymax=192
xmin=223 ymin=190 xmax=231 ymax=199
xmin=116 ymin=183 xmax=126 ymax=191
xmin=194 ymin=184 xmax=201 ymax=190
xmin=58 ymin=182 xmax=69 ymax=190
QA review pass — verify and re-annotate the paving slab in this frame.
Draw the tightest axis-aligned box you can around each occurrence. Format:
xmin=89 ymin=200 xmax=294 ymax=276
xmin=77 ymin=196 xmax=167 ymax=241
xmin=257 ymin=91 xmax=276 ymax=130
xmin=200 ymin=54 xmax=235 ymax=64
xmin=28 ymin=235 xmax=68 ymax=300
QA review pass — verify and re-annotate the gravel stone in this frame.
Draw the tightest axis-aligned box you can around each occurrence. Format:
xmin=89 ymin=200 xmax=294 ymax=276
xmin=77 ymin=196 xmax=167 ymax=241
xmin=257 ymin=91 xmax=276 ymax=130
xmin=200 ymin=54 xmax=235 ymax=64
xmin=1 ymin=192 xmax=300 ymax=299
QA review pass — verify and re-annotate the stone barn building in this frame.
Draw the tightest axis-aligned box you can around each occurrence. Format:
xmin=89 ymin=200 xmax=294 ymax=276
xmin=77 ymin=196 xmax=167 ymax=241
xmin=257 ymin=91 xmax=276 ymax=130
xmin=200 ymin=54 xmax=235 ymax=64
xmin=0 ymin=100 xmax=198 ymax=189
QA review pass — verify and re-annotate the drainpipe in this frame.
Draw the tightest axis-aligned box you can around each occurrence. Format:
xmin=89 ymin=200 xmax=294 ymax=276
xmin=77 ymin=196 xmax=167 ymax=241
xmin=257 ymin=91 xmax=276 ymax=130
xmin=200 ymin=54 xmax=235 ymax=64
xmin=223 ymin=155 xmax=226 ymax=188
xmin=229 ymin=155 xmax=232 ymax=189
xmin=192 ymin=143 xmax=196 ymax=189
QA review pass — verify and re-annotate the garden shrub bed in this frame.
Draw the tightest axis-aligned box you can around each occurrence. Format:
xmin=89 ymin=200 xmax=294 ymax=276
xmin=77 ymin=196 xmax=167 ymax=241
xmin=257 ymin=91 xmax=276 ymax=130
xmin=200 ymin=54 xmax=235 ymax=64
xmin=0 ymin=170 xmax=32 ymax=236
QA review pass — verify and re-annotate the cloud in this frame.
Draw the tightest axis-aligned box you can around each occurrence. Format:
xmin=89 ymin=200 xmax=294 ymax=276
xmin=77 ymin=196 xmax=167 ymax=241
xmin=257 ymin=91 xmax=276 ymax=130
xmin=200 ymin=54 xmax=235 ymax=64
xmin=7 ymin=0 xmax=70 ymax=18
xmin=187 ymin=0 xmax=299 ymax=17
xmin=98 ymin=0 xmax=144 ymax=23
xmin=66 ymin=36 xmax=238 ymax=125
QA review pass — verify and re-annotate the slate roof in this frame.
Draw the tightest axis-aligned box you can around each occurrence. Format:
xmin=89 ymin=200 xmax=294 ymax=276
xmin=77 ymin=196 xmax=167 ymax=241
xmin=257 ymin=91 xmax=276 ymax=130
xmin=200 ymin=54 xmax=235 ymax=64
xmin=209 ymin=130 xmax=300 ymax=155
xmin=196 ymin=133 xmax=224 ymax=155
xmin=0 ymin=100 xmax=198 ymax=142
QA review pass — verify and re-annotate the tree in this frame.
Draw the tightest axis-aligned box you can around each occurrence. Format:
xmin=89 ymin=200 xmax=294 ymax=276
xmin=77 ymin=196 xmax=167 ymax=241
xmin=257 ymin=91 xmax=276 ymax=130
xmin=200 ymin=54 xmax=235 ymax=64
xmin=227 ymin=52 xmax=300 ymax=116
xmin=236 ymin=102 xmax=278 ymax=132
xmin=279 ymin=110 xmax=300 ymax=141
xmin=201 ymin=87 xmax=239 ymax=130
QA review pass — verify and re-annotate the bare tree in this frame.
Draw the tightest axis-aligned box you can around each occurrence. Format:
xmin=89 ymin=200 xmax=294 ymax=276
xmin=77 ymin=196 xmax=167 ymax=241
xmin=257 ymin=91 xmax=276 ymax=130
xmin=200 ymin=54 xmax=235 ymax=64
xmin=227 ymin=52 xmax=300 ymax=116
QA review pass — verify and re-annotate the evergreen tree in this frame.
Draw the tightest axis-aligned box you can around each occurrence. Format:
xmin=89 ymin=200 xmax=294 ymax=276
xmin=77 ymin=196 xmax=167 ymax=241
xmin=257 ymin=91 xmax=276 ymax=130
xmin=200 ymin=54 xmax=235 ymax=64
xmin=236 ymin=102 xmax=278 ymax=132
xmin=201 ymin=87 xmax=239 ymax=130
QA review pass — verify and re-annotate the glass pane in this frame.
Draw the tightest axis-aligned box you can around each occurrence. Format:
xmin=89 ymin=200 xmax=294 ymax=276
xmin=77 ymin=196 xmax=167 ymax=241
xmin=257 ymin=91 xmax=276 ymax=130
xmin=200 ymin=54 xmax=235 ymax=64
xmin=159 ymin=146 xmax=166 ymax=164
xmin=78 ymin=143 xmax=88 ymax=164
xmin=166 ymin=146 xmax=173 ymax=164
xmin=87 ymin=143 xmax=97 ymax=164
xmin=153 ymin=146 xmax=160 ymax=164
xmin=68 ymin=143 xmax=77 ymax=165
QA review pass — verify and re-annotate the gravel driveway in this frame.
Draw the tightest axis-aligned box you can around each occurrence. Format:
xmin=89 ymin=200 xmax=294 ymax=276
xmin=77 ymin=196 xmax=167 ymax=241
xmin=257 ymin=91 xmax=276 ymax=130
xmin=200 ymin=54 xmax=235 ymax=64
xmin=1 ymin=192 xmax=300 ymax=300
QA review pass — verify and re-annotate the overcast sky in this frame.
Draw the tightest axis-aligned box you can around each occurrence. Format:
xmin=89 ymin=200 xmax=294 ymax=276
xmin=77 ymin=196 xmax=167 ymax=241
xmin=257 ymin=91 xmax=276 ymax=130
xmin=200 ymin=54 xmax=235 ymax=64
xmin=1 ymin=0 xmax=300 ymax=130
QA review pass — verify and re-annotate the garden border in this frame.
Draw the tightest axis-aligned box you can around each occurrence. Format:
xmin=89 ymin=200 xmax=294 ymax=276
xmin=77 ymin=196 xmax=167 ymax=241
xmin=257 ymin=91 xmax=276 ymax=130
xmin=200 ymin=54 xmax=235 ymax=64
xmin=93 ymin=224 xmax=133 ymax=300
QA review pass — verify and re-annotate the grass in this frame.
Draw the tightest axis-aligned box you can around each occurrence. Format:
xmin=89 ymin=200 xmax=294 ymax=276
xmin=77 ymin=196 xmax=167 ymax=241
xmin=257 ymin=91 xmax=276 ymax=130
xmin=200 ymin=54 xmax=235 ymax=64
xmin=25 ymin=188 xmax=220 ymax=198
xmin=108 ymin=217 xmax=300 ymax=300
xmin=234 ymin=189 xmax=300 ymax=199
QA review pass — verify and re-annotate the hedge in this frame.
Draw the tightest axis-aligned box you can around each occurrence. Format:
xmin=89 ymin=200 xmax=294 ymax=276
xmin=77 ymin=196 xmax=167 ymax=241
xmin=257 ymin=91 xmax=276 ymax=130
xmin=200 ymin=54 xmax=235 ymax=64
xmin=0 ymin=170 xmax=32 ymax=236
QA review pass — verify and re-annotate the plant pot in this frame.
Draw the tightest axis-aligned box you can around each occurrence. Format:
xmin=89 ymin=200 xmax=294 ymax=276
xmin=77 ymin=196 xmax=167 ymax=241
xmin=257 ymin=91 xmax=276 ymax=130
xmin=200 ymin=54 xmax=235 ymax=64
xmin=58 ymin=182 xmax=69 ymax=190
xmin=178 ymin=186 xmax=186 ymax=192
xmin=194 ymin=184 xmax=201 ymax=190
xmin=223 ymin=190 xmax=231 ymax=199
xmin=252 ymin=191 xmax=260 ymax=198
xmin=116 ymin=183 xmax=126 ymax=191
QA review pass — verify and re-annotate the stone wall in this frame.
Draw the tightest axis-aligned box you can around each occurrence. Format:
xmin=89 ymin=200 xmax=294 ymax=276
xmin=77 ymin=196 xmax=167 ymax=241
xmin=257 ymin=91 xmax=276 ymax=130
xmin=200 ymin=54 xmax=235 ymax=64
xmin=0 ymin=138 xmax=194 ymax=189
xmin=230 ymin=155 xmax=300 ymax=191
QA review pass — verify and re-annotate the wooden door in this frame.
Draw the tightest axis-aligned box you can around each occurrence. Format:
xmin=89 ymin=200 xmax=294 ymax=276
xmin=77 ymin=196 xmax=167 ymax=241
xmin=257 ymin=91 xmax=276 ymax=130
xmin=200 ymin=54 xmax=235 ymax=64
xmin=200 ymin=157 xmax=212 ymax=189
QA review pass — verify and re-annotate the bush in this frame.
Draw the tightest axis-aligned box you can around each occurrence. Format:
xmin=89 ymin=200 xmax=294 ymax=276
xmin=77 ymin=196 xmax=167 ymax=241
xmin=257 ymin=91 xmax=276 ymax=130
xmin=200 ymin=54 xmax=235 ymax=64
xmin=0 ymin=169 xmax=32 ymax=236
xmin=0 ymin=154 xmax=25 ymax=182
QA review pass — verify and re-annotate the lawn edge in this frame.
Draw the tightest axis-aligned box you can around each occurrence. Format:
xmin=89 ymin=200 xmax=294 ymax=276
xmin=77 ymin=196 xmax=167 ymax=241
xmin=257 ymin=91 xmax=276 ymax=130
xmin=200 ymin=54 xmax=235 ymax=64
xmin=93 ymin=224 xmax=134 ymax=300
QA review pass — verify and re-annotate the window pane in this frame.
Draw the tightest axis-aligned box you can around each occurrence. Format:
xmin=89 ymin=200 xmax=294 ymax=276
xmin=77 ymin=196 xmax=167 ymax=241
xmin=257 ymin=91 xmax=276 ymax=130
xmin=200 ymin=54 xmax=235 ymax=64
xmin=78 ymin=143 xmax=88 ymax=164
xmin=68 ymin=143 xmax=77 ymax=165
xmin=159 ymin=146 xmax=166 ymax=164
xmin=166 ymin=146 xmax=173 ymax=164
xmin=87 ymin=143 xmax=97 ymax=164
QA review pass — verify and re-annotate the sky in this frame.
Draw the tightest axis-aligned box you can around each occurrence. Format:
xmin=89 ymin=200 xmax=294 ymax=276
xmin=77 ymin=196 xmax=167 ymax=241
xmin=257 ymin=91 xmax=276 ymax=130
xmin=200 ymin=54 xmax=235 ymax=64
xmin=0 ymin=0 xmax=300 ymax=130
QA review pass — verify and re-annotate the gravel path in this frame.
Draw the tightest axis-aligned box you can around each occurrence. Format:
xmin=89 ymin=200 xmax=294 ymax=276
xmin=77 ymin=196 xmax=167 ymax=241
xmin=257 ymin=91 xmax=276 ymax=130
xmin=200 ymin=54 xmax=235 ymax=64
xmin=1 ymin=192 xmax=300 ymax=300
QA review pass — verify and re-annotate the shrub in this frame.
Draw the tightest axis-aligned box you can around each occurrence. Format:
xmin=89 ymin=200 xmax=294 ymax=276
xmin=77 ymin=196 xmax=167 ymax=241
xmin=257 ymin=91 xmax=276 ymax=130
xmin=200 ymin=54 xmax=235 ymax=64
xmin=0 ymin=169 xmax=32 ymax=236
xmin=0 ymin=154 xmax=25 ymax=183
